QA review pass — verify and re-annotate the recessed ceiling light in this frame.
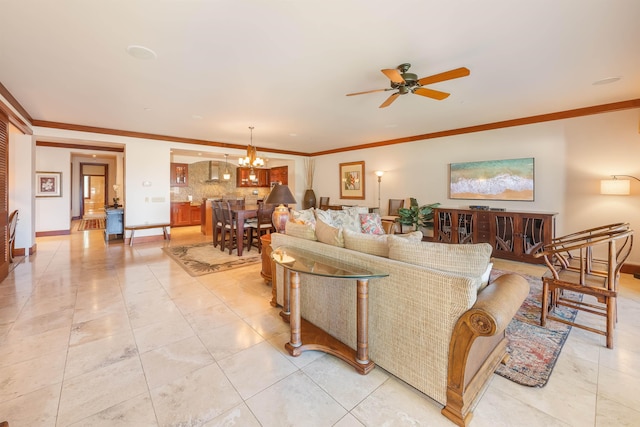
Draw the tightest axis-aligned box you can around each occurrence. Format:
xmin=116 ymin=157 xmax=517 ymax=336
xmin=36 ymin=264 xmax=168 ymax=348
xmin=289 ymin=133 xmax=297 ymax=137
xmin=192 ymin=115 xmax=203 ymax=120
xmin=592 ymin=76 xmax=621 ymax=86
xmin=126 ymin=45 xmax=157 ymax=60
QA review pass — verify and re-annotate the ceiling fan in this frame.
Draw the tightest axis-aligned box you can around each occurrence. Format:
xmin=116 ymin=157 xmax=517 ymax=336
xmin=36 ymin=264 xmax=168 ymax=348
xmin=346 ymin=63 xmax=470 ymax=108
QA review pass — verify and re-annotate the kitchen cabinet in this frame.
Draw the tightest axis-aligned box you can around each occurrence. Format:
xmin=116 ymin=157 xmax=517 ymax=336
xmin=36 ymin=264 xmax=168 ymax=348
xmin=171 ymin=202 xmax=192 ymax=226
xmin=170 ymin=163 xmax=189 ymax=187
xmin=190 ymin=205 xmax=201 ymax=225
xmin=268 ymin=166 xmax=288 ymax=185
xmin=433 ymin=207 xmax=556 ymax=264
xmin=236 ymin=167 xmax=269 ymax=187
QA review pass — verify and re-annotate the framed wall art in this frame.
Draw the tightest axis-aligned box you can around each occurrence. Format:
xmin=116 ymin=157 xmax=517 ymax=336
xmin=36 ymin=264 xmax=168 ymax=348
xmin=339 ymin=161 xmax=365 ymax=200
xmin=449 ymin=157 xmax=534 ymax=201
xmin=35 ymin=171 xmax=62 ymax=197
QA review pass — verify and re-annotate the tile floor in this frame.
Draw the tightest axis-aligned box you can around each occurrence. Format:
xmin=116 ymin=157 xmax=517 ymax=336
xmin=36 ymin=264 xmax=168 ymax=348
xmin=0 ymin=225 xmax=639 ymax=426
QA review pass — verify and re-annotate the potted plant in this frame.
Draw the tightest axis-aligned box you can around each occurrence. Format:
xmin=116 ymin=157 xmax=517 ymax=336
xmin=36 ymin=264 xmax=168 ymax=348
xmin=398 ymin=198 xmax=440 ymax=234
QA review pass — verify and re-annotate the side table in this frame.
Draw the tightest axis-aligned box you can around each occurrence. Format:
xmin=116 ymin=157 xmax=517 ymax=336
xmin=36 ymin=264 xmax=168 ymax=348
xmin=272 ymin=246 xmax=388 ymax=374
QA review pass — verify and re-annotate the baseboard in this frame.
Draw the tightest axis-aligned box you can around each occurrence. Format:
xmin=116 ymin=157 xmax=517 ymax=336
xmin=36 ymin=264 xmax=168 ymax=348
xmin=36 ymin=229 xmax=71 ymax=237
xmin=622 ymin=263 xmax=640 ymax=277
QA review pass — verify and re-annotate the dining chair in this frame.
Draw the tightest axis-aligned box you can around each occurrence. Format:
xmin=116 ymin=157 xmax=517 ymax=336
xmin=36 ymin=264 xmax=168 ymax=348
xmin=388 ymin=199 xmax=405 ymax=216
xmin=319 ymin=196 xmax=330 ymax=210
xmin=220 ymin=201 xmax=250 ymax=255
xmin=247 ymin=203 xmax=275 ymax=253
xmin=212 ymin=202 xmax=224 ymax=248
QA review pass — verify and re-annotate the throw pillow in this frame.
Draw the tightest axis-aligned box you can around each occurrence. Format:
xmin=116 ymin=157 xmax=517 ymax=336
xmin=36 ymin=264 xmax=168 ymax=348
xmin=388 ymin=236 xmax=492 ymax=278
xmin=329 ymin=209 xmax=361 ymax=233
xmin=479 ymin=262 xmax=493 ymax=291
xmin=359 ymin=213 xmax=385 ymax=235
xmin=285 ymin=221 xmax=317 ymax=241
xmin=314 ymin=208 xmax=333 ymax=225
xmin=290 ymin=207 xmax=316 ymax=226
xmin=315 ymin=218 xmax=344 ymax=247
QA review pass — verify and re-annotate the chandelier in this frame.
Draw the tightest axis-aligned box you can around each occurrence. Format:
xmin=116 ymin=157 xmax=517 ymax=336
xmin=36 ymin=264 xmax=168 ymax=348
xmin=238 ymin=126 xmax=265 ymax=168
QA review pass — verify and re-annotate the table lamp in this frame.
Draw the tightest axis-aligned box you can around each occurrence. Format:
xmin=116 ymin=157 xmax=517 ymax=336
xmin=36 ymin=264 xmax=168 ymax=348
xmin=265 ymin=184 xmax=297 ymax=233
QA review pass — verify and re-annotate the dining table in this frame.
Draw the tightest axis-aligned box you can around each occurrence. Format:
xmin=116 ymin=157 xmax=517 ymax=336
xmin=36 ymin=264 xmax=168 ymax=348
xmin=230 ymin=204 xmax=259 ymax=256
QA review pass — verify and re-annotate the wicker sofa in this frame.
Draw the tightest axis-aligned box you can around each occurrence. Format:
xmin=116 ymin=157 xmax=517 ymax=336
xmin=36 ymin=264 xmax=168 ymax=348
xmin=270 ymin=230 xmax=529 ymax=427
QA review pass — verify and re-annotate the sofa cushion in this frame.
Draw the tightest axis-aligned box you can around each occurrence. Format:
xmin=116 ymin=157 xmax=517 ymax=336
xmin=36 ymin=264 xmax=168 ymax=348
xmin=315 ymin=218 xmax=344 ymax=247
xmin=388 ymin=237 xmax=492 ymax=278
xmin=359 ymin=213 xmax=385 ymax=234
xmin=285 ymin=221 xmax=317 ymax=241
xmin=343 ymin=229 xmax=423 ymax=257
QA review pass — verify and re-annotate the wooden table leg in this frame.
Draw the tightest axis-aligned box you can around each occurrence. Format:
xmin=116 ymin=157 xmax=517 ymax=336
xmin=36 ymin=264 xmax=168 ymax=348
xmin=288 ymin=270 xmax=301 ymax=348
xmin=356 ymin=278 xmax=370 ymax=364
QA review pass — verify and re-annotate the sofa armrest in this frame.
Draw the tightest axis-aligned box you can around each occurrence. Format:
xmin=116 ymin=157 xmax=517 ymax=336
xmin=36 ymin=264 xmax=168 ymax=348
xmin=442 ymin=273 xmax=529 ymax=427
xmin=466 ymin=273 xmax=530 ymax=336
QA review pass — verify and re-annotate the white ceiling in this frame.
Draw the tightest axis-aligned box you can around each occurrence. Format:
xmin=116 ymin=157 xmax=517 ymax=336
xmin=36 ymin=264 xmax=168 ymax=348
xmin=1 ymin=0 xmax=639 ymax=154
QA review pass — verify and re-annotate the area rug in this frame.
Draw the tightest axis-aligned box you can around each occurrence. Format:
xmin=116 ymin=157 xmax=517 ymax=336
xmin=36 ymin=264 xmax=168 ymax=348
xmin=491 ymin=269 xmax=579 ymax=387
xmin=78 ymin=218 xmax=105 ymax=231
xmin=163 ymin=242 xmax=262 ymax=276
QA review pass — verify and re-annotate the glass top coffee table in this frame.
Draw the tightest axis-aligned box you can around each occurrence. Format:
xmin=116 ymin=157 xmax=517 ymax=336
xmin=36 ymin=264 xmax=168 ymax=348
xmin=272 ymin=246 xmax=388 ymax=374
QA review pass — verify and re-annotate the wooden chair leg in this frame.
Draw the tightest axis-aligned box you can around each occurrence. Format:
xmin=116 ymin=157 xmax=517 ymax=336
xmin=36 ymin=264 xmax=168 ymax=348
xmin=540 ymin=280 xmax=549 ymax=327
xmin=606 ymin=296 xmax=615 ymax=349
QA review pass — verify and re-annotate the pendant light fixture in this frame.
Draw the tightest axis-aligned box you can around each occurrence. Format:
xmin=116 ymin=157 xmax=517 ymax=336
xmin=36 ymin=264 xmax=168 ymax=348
xmin=238 ymin=126 xmax=265 ymax=168
xmin=222 ymin=154 xmax=231 ymax=180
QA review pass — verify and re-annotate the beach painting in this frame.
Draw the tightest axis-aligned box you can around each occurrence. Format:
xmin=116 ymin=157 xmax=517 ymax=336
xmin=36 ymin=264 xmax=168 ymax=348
xmin=449 ymin=158 xmax=534 ymax=201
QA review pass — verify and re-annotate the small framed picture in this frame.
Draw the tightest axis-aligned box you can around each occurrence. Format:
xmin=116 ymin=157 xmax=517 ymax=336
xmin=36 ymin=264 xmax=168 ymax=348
xmin=35 ymin=171 xmax=62 ymax=197
xmin=339 ymin=161 xmax=365 ymax=200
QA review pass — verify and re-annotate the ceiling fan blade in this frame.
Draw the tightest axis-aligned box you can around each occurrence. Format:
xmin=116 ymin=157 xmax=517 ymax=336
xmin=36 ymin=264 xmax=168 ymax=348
xmin=417 ymin=67 xmax=470 ymax=86
xmin=379 ymin=92 xmax=400 ymax=108
xmin=413 ymin=87 xmax=450 ymax=100
xmin=346 ymin=88 xmax=390 ymax=96
xmin=381 ymin=68 xmax=405 ymax=84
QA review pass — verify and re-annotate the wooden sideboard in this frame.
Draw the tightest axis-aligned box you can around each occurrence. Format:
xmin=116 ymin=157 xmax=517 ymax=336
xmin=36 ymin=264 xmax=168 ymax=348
xmin=433 ymin=207 xmax=557 ymax=264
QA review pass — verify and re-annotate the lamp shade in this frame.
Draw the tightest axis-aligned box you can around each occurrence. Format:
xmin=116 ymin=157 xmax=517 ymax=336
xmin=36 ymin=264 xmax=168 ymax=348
xmin=265 ymin=184 xmax=297 ymax=233
xmin=265 ymin=184 xmax=297 ymax=205
xmin=601 ymin=179 xmax=630 ymax=195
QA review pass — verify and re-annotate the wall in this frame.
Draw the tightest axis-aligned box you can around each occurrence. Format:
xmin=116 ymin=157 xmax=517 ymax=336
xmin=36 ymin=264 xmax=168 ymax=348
xmin=34 ymin=146 xmax=72 ymax=232
xmin=8 ymin=127 xmax=34 ymax=252
xmin=312 ymin=109 xmax=640 ymax=264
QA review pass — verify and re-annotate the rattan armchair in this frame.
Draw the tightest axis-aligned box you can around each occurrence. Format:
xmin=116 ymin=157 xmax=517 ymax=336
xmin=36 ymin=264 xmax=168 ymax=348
xmin=534 ymin=224 xmax=633 ymax=348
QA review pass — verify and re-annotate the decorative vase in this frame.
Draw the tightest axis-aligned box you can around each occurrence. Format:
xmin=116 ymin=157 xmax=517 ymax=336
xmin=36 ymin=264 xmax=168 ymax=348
xmin=303 ymin=188 xmax=316 ymax=209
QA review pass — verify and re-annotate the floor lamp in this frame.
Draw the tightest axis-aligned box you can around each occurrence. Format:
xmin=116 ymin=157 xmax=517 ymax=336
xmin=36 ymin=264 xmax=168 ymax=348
xmin=375 ymin=171 xmax=384 ymax=212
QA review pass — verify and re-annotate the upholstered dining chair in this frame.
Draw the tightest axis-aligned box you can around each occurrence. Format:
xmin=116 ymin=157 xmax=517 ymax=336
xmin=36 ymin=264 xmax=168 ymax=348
xmin=246 ymin=203 xmax=275 ymax=253
xmin=318 ymin=196 xmax=330 ymax=210
xmin=388 ymin=199 xmax=404 ymax=216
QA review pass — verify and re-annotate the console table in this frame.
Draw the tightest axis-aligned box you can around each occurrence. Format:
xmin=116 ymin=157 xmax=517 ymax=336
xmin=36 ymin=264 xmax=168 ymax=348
xmin=433 ymin=207 xmax=557 ymax=263
xmin=272 ymin=246 xmax=388 ymax=374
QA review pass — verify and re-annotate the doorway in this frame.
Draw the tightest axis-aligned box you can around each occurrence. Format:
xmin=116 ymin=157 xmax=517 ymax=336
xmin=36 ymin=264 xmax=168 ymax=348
xmin=80 ymin=163 xmax=109 ymax=218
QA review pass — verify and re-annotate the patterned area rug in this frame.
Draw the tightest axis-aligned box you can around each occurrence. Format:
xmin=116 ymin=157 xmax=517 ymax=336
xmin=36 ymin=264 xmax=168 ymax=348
xmin=492 ymin=269 xmax=579 ymax=387
xmin=78 ymin=218 xmax=105 ymax=230
xmin=163 ymin=242 xmax=262 ymax=276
